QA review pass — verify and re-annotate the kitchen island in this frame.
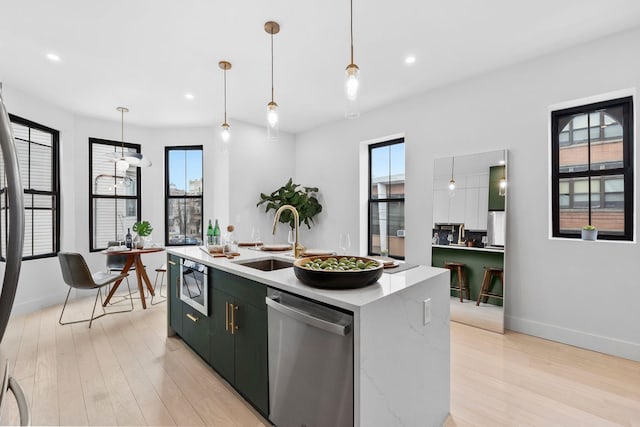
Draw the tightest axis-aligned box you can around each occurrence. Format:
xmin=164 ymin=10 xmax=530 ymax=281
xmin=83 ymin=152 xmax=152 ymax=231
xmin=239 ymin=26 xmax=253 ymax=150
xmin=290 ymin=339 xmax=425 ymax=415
xmin=432 ymin=244 xmax=504 ymax=305
xmin=167 ymin=246 xmax=450 ymax=427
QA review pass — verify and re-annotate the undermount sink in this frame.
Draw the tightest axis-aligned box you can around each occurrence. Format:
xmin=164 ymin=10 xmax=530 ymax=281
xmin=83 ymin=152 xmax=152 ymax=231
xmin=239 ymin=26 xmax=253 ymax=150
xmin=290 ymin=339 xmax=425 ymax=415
xmin=234 ymin=258 xmax=293 ymax=271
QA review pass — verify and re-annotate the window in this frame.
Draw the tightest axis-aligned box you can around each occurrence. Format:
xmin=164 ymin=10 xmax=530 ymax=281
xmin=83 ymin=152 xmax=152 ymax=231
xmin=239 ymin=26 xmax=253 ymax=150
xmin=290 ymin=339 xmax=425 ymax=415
xmin=551 ymin=96 xmax=633 ymax=240
xmin=0 ymin=115 xmax=60 ymax=260
xmin=368 ymin=139 xmax=405 ymax=259
xmin=165 ymin=146 xmax=203 ymax=245
xmin=89 ymin=138 xmax=141 ymax=251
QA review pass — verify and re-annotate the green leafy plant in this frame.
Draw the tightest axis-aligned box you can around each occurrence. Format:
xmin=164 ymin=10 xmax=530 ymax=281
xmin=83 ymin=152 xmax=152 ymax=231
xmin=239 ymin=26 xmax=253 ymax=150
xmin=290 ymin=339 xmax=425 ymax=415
xmin=583 ymin=225 xmax=597 ymax=231
xmin=257 ymin=178 xmax=322 ymax=229
xmin=133 ymin=220 xmax=153 ymax=237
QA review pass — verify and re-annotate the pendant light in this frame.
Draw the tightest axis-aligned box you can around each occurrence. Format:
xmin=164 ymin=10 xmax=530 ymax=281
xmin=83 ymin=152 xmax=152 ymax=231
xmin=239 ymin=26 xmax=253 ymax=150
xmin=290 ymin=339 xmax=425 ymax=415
xmin=107 ymin=107 xmax=151 ymax=171
xmin=448 ymin=156 xmax=456 ymax=195
xmin=265 ymin=21 xmax=280 ymax=141
xmin=219 ymin=60 xmax=232 ymax=143
xmin=499 ymin=154 xmax=507 ymax=197
xmin=344 ymin=0 xmax=360 ymax=119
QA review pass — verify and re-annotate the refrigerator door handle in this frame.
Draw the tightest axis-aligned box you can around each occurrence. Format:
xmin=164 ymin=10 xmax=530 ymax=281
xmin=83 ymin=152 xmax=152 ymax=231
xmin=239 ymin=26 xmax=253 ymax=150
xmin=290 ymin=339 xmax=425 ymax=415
xmin=8 ymin=376 xmax=30 ymax=426
xmin=0 ymin=84 xmax=25 ymax=343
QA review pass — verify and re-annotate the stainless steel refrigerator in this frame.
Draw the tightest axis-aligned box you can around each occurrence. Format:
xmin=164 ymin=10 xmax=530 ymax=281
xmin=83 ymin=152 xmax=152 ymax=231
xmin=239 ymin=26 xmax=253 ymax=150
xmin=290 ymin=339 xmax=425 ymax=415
xmin=0 ymin=83 xmax=29 ymax=425
xmin=487 ymin=211 xmax=506 ymax=247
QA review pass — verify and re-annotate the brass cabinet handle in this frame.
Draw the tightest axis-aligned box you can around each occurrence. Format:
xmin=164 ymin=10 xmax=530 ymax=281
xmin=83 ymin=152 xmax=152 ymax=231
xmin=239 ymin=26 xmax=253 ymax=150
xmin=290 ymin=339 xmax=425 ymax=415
xmin=186 ymin=313 xmax=198 ymax=322
xmin=225 ymin=302 xmax=230 ymax=332
xmin=231 ymin=304 xmax=239 ymax=334
xmin=168 ymin=260 xmax=177 ymax=265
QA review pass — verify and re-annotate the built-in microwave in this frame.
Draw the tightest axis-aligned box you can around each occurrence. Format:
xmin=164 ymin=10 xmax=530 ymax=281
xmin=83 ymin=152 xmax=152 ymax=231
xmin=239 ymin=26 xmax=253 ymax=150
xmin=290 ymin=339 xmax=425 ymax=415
xmin=180 ymin=259 xmax=208 ymax=316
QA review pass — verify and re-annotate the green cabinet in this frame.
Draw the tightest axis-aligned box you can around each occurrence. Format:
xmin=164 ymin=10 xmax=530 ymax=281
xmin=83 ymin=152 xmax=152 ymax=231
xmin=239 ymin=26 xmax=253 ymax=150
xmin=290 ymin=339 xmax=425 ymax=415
xmin=167 ymin=254 xmax=182 ymax=335
xmin=209 ymin=287 xmax=235 ymax=381
xmin=181 ymin=302 xmax=210 ymax=360
xmin=488 ymin=165 xmax=506 ymax=211
xmin=209 ymin=269 xmax=269 ymax=415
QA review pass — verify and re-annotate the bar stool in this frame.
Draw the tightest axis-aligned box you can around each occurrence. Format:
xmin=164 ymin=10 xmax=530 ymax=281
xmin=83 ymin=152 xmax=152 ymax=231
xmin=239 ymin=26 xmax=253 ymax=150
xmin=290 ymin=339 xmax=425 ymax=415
xmin=444 ymin=261 xmax=469 ymax=302
xmin=476 ymin=266 xmax=504 ymax=306
xmin=150 ymin=264 xmax=167 ymax=305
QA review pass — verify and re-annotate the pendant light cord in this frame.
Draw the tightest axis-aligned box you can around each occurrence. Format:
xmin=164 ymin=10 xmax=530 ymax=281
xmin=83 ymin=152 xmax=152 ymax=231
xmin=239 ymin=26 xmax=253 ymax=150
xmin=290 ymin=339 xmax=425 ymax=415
xmin=451 ymin=157 xmax=455 ymax=180
xmin=224 ymin=68 xmax=227 ymax=123
xmin=350 ymin=0 xmax=354 ymax=64
xmin=271 ymin=32 xmax=275 ymax=103
xmin=120 ymin=108 xmax=125 ymax=156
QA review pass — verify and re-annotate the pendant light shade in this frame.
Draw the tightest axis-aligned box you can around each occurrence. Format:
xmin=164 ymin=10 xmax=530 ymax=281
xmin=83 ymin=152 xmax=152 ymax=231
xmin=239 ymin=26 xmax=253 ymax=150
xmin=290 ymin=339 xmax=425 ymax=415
xmin=345 ymin=0 xmax=360 ymax=119
xmin=265 ymin=21 xmax=280 ymax=141
xmin=219 ymin=60 xmax=232 ymax=143
xmin=106 ymin=107 xmax=151 ymax=170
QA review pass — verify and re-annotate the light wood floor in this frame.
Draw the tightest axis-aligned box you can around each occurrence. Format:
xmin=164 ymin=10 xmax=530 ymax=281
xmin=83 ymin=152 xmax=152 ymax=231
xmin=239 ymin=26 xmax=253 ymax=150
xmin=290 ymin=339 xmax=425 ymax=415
xmin=1 ymin=294 xmax=639 ymax=426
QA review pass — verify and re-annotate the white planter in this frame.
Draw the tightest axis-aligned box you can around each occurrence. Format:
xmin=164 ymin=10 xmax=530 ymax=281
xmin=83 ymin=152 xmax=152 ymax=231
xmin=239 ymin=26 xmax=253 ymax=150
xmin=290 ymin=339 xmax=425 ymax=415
xmin=581 ymin=229 xmax=598 ymax=241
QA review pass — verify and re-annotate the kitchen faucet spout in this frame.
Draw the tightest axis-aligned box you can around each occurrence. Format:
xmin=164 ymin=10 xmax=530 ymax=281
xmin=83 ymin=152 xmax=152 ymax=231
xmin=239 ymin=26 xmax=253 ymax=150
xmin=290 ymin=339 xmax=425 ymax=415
xmin=273 ymin=205 xmax=304 ymax=258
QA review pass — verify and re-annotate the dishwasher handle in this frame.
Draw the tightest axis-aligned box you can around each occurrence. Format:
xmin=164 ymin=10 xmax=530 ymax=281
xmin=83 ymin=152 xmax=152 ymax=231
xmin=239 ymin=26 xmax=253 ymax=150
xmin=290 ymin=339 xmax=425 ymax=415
xmin=265 ymin=296 xmax=351 ymax=336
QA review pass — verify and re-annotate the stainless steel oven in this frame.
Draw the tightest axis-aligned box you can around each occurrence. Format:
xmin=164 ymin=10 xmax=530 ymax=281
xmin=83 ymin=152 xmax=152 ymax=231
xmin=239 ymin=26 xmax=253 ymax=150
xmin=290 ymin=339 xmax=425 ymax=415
xmin=180 ymin=259 xmax=208 ymax=316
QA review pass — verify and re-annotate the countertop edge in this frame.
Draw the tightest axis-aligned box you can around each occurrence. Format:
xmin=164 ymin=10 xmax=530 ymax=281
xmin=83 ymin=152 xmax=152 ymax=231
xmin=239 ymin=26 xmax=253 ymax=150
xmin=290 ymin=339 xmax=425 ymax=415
xmin=432 ymin=244 xmax=504 ymax=253
xmin=166 ymin=247 xmax=448 ymax=312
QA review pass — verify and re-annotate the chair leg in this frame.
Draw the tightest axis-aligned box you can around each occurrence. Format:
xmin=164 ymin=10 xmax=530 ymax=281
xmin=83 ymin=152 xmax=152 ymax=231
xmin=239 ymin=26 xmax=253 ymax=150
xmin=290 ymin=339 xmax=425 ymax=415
xmin=58 ymin=288 xmax=73 ymax=325
xmin=457 ymin=266 xmax=464 ymax=303
xmin=477 ymin=270 xmax=490 ymax=306
xmin=59 ymin=281 xmax=134 ymax=328
xmin=151 ymin=270 xmax=167 ymax=306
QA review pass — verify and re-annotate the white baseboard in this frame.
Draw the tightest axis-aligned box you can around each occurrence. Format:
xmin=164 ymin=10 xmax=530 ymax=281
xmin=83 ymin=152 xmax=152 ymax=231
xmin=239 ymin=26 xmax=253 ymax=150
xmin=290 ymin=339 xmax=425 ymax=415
xmin=10 ymin=290 xmax=71 ymax=317
xmin=506 ymin=315 xmax=640 ymax=362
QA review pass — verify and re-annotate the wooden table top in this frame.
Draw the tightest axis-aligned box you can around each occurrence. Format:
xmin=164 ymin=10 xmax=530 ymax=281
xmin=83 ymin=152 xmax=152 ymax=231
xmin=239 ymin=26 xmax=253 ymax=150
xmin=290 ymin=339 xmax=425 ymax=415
xmin=102 ymin=247 xmax=165 ymax=255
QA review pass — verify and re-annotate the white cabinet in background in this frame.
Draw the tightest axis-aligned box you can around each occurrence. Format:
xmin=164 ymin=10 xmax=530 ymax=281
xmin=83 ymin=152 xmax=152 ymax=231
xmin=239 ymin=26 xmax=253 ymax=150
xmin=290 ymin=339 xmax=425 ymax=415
xmin=432 ymin=172 xmax=489 ymax=229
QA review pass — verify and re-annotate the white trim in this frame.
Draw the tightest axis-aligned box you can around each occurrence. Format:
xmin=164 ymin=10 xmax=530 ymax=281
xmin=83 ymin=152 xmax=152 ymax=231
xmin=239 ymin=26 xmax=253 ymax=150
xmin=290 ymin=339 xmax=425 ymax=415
xmin=506 ymin=315 xmax=640 ymax=362
xmin=358 ymin=133 xmax=405 ymax=255
xmin=547 ymin=88 xmax=637 ymax=243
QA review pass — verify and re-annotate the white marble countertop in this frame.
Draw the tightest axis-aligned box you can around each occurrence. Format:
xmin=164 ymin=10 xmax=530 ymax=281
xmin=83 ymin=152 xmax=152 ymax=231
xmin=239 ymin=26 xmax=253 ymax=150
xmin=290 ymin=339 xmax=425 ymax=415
xmin=166 ymin=246 xmax=446 ymax=312
xmin=432 ymin=244 xmax=504 ymax=253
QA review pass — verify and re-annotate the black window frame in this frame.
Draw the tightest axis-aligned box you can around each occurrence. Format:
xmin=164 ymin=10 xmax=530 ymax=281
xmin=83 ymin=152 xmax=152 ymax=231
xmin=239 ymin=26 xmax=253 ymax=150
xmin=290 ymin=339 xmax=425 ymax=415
xmin=2 ymin=114 xmax=60 ymax=261
xmin=368 ymin=138 xmax=405 ymax=260
xmin=89 ymin=137 xmax=142 ymax=252
xmin=164 ymin=145 xmax=203 ymax=246
xmin=551 ymin=96 xmax=633 ymax=241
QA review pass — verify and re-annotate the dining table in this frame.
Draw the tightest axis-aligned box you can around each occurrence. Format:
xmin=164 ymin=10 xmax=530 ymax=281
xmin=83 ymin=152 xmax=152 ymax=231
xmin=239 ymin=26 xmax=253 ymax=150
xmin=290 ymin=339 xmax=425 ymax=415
xmin=102 ymin=246 xmax=165 ymax=309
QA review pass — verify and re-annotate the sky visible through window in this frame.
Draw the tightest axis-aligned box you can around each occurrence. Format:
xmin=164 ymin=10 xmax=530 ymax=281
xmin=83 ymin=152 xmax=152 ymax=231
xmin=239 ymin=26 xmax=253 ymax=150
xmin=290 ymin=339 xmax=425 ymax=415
xmin=371 ymin=143 xmax=404 ymax=179
xmin=169 ymin=149 xmax=202 ymax=191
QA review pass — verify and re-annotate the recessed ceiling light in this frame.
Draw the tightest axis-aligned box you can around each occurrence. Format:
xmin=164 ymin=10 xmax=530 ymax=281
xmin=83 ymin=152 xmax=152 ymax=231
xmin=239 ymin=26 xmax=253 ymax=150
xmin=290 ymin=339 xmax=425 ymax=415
xmin=46 ymin=53 xmax=61 ymax=62
xmin=405 ymin=55 xmax=416 ymax=65
xmin=185 ymin=93 xmax=194 ymax=100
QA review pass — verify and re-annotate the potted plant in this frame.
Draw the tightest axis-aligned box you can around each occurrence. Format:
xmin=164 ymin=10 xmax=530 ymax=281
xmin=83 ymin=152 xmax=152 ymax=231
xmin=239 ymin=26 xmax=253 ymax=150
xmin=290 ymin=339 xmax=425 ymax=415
xmin=257 ymin=178 xmax=322 ymax=229
xmin=132 ymin=220 xmax=153 ymax=248
xmin=581 ymin=225 xmax=598 ymax=241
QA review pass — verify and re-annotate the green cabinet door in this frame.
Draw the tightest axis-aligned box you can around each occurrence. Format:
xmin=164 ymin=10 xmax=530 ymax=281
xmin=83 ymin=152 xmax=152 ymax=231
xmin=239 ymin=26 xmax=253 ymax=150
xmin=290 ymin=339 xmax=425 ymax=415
xmin=209 ymin=287 xmax=235 ymax=383
xmin=168 ymin=255 xmax=182 ymax=335
xmin=488 ymin=165 xmax=506 ymax=211
xmin=181 ymin=302 xmax=210 ymax=360
xmin=234 ymin=300 xmax=269 ymax=415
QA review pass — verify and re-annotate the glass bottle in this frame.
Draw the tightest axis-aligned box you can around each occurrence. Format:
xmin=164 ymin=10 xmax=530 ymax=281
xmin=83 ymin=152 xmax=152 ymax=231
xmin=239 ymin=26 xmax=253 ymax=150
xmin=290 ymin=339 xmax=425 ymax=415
xmin=207 ymin=219 xmax=214 ymax=245
xmin=213 ymin=219 xmax=221 ymax=245
xmin=125 ymin=228 xmax=133 ymax=249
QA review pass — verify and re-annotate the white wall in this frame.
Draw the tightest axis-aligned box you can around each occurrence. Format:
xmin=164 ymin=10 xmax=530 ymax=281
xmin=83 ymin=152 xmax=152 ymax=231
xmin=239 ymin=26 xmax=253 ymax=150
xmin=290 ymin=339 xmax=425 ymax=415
xmin=2 ymin=85 xmax=295 ymax=315
xmin=295 ymin=27 xmax=640 ymax=360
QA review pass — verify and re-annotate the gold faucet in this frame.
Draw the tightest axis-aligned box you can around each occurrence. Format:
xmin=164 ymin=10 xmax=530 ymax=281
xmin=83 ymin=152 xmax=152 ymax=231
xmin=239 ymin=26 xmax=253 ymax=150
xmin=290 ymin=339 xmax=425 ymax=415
xmin=273 ymin=204 xmax=305 ymax=258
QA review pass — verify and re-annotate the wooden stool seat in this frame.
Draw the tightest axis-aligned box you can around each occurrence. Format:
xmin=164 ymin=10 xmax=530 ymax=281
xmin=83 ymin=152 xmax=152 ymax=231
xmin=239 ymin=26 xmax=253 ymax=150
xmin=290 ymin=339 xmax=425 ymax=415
xmin=444 ymin=261 xmax=470 ymax=302
xmin=476 ymin=266 xmax=504 ymax=306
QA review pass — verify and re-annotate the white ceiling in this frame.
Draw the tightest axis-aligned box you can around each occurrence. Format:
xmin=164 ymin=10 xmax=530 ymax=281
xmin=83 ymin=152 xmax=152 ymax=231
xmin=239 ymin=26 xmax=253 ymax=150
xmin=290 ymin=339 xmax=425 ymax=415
xmin=2 ymin=0 xmax=640 ymax=134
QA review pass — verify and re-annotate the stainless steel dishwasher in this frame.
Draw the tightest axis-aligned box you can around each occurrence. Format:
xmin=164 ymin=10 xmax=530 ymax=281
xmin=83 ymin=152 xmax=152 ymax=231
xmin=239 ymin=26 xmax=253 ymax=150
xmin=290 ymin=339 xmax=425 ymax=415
xmin=266 ymin=288 xmax=353 ymax=427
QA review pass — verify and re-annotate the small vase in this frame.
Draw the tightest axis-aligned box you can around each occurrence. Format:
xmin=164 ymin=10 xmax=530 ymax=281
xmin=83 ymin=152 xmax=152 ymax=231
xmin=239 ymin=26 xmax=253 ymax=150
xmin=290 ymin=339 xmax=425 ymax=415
xmin=134 ymin=234 xmax=145 ymax=249
xmin=581 ymin=229 xmax=598 ymax=241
